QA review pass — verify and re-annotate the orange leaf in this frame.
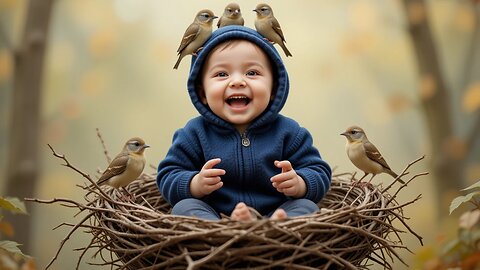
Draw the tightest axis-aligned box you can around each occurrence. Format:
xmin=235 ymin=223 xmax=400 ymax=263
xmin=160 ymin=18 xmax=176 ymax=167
xmin=0 ymin=222 xmax=14 ymax=237
xmin=20 ymin=258 xmax=36 ymax=270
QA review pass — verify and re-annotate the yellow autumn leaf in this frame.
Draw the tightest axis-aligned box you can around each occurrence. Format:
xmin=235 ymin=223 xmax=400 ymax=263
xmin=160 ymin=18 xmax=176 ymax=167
xmin=463 ymin=83 xmax=480 ymax=113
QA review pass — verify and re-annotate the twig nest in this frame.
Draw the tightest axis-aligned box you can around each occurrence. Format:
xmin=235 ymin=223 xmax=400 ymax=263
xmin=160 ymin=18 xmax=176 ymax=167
xmin=83 ymin=171 xmax=422 ymax=270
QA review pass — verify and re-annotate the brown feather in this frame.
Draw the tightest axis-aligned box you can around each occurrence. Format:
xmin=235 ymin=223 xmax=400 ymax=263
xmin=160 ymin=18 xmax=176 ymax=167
xmin=177 ymin=24 xmax=201 ymax=53
xmin=363 ymin=140 xmax=392 ymax=170
xmin=270 ymin=17 xmax=286 ymax=42
xmin=97 ymin=152 xmax=129 ymax=185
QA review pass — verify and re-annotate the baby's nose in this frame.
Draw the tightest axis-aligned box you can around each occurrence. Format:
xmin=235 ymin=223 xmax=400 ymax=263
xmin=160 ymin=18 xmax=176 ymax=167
xmin=229 ymin=74 xmax=246 ymax=88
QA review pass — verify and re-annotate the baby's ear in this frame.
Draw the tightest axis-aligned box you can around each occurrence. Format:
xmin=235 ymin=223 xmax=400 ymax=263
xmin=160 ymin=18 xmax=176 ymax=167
xmin=197 ymin=86 xmax=208 ymax=104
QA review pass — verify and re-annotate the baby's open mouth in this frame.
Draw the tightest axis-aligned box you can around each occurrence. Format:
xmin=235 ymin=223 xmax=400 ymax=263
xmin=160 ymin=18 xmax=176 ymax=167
xmin=226 ymin=96 xmax=251 ymax=107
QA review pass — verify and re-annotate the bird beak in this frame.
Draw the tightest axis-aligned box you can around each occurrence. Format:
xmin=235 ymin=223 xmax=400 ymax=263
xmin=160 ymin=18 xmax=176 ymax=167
xmin=340 ymin=132 xmax=348 ymax=137
xmin=253 ymin=9 xmax=258 ymax=13
xmin=142 ymin=144 xmax=150 ymax=149
xmin=213 ymin=15 xmax=219 ymax=19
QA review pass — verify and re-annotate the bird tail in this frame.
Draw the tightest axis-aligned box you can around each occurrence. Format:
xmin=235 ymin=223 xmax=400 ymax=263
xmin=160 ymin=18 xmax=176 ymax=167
xmin=386 ymin=169 xmax=405 ymax=184
xmin=173 ymin=55 xmax=183 ymax=69
xmin=280 ymin=43 xmax=292 ymax=57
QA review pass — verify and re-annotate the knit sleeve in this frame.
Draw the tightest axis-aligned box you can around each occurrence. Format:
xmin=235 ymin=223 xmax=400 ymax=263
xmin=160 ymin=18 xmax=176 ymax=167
xmin=286 ymin=127 xmax=332 ymax=203
xmin=156 ymin=128 xmax=203 ymax=206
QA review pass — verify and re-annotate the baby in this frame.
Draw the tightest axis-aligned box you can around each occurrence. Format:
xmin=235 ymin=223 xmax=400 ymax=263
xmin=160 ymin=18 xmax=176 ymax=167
xmin=157 ymin=26 xmax=331 ymax=221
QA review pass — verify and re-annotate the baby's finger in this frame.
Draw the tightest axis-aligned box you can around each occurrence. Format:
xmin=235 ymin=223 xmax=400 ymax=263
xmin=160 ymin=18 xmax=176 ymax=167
xmin=279 ymin=186 xmax=297 ymax=197
xmin=202 ymin=158 xmax=222 ymax=170
xmin=275 ymin=179 xmax=295 ymax=190
xmin=204 ymin=176 xmax=222 ymax=185
xmin=270 ymin=170 xmax=295 ymax=183
xmin=202 ymin=168 xmax=226 ymax=177
xmin=203 ymin=181 xmax=223 ymax=194
xmin=274 ymin=160 xmax=293 ymax=172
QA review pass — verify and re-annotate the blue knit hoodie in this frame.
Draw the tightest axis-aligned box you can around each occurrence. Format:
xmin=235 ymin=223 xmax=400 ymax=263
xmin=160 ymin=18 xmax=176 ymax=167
xmin=157 ymin=26 xmax=331 ymax=216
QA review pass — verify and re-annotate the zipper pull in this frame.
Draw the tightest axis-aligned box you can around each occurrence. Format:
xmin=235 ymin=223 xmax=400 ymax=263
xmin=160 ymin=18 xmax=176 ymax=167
xmin=241 ymin=132 xmax=250 ymax=147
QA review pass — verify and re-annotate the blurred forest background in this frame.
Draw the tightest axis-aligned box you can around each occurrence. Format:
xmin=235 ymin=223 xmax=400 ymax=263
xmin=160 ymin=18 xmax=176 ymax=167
xmin=0 ymin=0 xmax=479 ymax=269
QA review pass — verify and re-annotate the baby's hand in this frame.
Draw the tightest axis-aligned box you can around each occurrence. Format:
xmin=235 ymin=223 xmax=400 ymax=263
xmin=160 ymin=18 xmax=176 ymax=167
xmin=190 ymin=158 xmax=226 ymax=198
xmin=270 ymin=160 xmax=306 ymax=198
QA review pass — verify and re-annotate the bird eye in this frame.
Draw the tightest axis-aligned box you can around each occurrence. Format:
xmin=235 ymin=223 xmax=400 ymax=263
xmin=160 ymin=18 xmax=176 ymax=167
xmin=351 ymin=130 xmax=357 ymax=135
xmin=134 ymin=142 xmax=140 ymax=147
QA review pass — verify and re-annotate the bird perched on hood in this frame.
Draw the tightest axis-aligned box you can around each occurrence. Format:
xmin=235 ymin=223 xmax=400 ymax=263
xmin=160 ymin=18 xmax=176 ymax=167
xmin=218 ymin=3 xmax=244 ymax=28
xmin=92 ymin=137 xmax=150 ymax=198
xmin=174 ymin=9 xmax=218 ymax=69
xmin=253 ymin=3 xmax=292 ymax=57
xmin=341 ymin=126 xmax=404 ymax=184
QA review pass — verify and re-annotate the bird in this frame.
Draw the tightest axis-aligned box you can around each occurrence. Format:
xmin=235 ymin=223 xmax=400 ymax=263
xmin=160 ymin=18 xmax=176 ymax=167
xmin=92 ymin=137 xmax=150 ymax=198
xmin=340 ymin=126 xmax=405 ymax=184
xmin=174 ymin=9 xmax=218 ymax=69
xmin=253 ymin=3 xmax=292 ymax=57
xmin=217 ymin=3 xmax=244 ymax=28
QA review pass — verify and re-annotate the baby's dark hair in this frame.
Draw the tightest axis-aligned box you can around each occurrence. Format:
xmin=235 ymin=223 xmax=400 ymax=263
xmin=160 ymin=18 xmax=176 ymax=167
xmin=195 ymin=39 xmax=278 ymax=100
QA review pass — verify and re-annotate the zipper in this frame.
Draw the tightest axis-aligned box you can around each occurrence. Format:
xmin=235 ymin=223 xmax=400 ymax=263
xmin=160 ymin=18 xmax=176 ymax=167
xmin=240 ymin=131 xmax=250 ymax=147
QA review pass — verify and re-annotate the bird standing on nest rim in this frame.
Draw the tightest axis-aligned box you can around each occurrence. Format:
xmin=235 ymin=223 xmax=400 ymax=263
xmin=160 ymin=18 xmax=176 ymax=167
xmin=253 ymin=3 xmax=292 ymax=57
xmin=341 ymin=126 xmax=404 ymax=184
xmin=173 ymin=9 xmax=218 ymax=69
xmin=93 ymin=137 xmax=150 ymax=200
xmin=218 ymin=3 xmax=244 ymax=28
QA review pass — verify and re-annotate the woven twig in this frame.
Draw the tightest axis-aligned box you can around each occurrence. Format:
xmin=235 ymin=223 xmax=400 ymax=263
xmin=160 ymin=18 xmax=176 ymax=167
xmin=27 ymin=145 xmax=426 ymax=270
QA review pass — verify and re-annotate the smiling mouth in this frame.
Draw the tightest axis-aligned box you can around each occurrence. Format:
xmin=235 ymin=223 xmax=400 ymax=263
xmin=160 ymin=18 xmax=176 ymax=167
xmin=226 ymin=96 xmax=251 ymax=107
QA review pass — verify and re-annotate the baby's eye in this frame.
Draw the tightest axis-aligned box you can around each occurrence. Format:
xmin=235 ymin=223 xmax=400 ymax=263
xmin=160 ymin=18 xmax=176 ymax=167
xmin=215 ymin=72 xmax=228 ymax=77
xmin=246 ymin=70 xmax=258 ymax=76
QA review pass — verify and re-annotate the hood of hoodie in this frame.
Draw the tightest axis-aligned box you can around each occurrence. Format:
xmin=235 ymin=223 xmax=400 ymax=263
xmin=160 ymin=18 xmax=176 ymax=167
xmin=187 ymin=25 xmax=289 ymax=131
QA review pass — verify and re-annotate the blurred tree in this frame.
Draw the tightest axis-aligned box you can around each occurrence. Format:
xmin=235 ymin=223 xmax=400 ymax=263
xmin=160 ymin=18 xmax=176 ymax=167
xmin=4 ymin=0 xmax=54 ymax=253
xmin=402 ymin=0 xmax=480 ymax=215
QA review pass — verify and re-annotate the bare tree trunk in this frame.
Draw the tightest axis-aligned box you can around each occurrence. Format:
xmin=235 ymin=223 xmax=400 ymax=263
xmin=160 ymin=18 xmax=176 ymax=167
xmin=5 ymin=0 xmax=54 ymax=253
xmin=401 ymin=0 xmax=465 ymax=215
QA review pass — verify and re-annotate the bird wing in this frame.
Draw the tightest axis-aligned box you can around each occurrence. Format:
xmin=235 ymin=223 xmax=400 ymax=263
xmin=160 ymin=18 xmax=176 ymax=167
xmin=217 ymin=17 xmax=223 ymax=28
xmin=177 ymin=23 xmax=201 ymax=53
xmin=270 ymin=17 xmax=286 ymax=42
xmin=97 ymin=153 xmax=129 ymax=185
xmin=363 ymin=141 xmax=392 ymax=170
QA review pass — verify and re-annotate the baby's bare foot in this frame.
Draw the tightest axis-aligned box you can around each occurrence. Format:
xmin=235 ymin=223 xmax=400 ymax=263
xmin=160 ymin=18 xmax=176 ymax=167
xmin=231 ymin=202 xmax=256 ymax=222
xmin=270 ymin=209 xmax=287 ymax=220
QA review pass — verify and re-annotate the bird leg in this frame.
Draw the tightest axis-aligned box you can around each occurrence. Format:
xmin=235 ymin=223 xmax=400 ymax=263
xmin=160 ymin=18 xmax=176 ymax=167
xmin=193 ymin=47 xmax=204 ymax=56
xmin=352 ymin=172 xmax=369 ymax=187
xmin=358 ymin=172 xmax=368 ymax=182
xmin=120 ymin=187 xmax=135 ymax=202
xmin=262 ymin=37 xmax=275 ymax=44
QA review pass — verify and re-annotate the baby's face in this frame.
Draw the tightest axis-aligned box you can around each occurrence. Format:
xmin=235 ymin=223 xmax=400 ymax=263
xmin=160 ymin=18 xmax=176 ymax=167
xmin=201 ymin=40 xmax=273 ymax=133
